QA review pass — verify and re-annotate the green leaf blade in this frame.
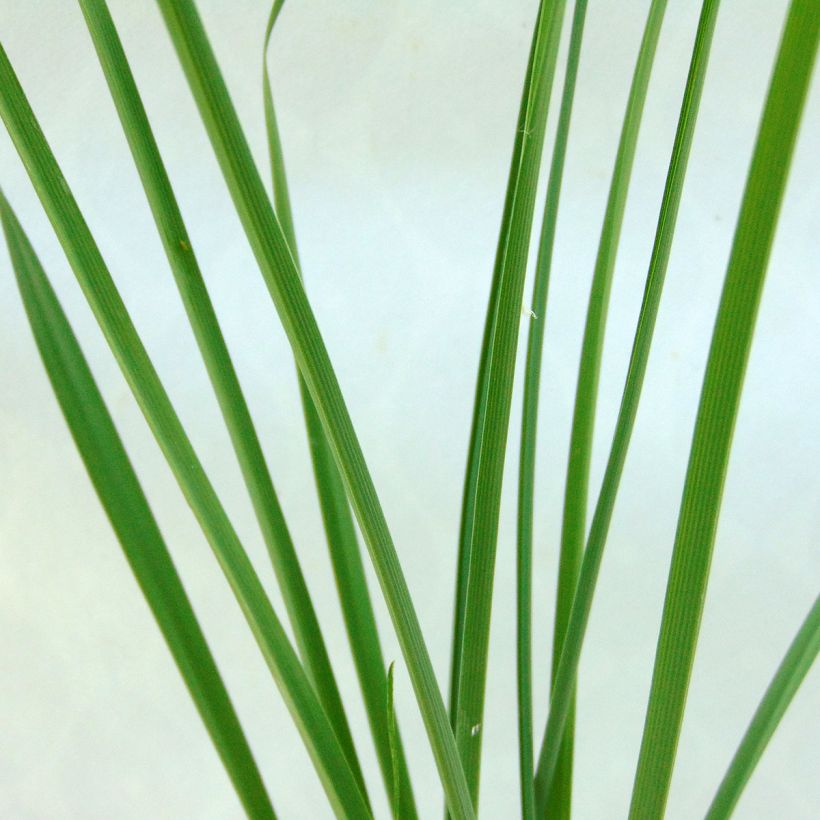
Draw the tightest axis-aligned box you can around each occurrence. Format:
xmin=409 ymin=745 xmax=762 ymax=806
xmin=76 ymin=0 xmax=368 ymax=800
xmin=0 ymin=45 xmax=371 ymax=820
xmin=515 ymin=2 xmax=588 ymax=818
xmin=706 ymin=595 xmax=820 ymax=820
xmin=262 ymin=4 xmax=416 ymax=816
xmin=448 ymin=0 xmax=568 ymax=806
xmin=152 ymin=1 xmax=473 ymax=815
xmin=0 ymin=190 xmax=276 ymax=820
xmin=629 ymin=2 xmax=820 ymax=816
xmin=539 ymin=2 xmax=668 ymax=814
xmin=533 ymin=0 xmax=721 ymax=807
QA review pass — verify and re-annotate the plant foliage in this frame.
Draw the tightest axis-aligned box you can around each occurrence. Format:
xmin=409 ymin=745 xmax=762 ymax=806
xmin=1 ymin=1 xmax=817 ymax=817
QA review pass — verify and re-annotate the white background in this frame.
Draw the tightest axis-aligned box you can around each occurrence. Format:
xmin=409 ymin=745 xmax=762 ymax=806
xmin=1 ymin=1 xmax=818 ymax=817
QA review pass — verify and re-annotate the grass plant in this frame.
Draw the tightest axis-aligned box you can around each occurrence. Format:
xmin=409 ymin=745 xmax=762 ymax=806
xmin=1 ymin=1 xmax=817 ymax=817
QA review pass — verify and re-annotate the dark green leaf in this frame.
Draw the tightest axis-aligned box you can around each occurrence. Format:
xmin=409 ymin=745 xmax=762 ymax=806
xmin=0 ymin=190 xmax=275 ymax=820
xmin=77 ymin=0 xmax=367 ymax=797
xmin=532 ymin=0 xmax=721 ymax=808
xmin=152 ymin=1 xmax=473 ymax=815
xmin=629 ymin=2 xmax=819 ymax=815
xmin=541 ymin=1 xmax=668 ymax=813
xmin=0 ymin=46 xmax=371 ymax=820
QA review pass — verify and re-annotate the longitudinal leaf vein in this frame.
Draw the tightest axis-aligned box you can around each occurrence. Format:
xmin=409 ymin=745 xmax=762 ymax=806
xmin=629 ymin=2 xmax=819 ymax=814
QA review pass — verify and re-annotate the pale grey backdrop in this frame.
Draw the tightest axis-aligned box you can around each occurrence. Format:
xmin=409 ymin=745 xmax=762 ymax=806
xmin=1 ymin=1 xmax=818 ymax=818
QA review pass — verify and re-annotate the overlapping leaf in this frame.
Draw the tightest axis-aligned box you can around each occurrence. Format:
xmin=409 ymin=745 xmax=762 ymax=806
xmin=152 ymin=0 xmax=473 ymax=815
xmin=262 ymin=4 xmax=415 ymax=815
xmin=77 ymin=0 xmax=366 ymax=796
xmin=0 ymin=45 xmax=370 ymax=820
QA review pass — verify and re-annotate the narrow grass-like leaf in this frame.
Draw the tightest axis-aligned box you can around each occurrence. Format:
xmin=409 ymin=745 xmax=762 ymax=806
xmin=515 ymin=3 xmax=588 ymax=818
xmin=545 ymin=2 xmax=668 ymax=813
xmin=629 ymin=3 xmax=819 ymax=815
xmin=263 ymin=5 xmax=416 ymax=816
xmin=706 ymin=595 xmax=820 ymax=819
xmin=532 ymin=0 xmax=721 ymax=809
xmin=447 ymin=0 xmax=567 ymax=805
xmin=0 ymin=47 xmax=371 ymax=820
xmin=0 ymin=190 xmax=275 ymax=820
xmin=448 ymin=0 xmax=565 ymax=736
xmin=76 ymin=0 xmax=367 ymax=797
xmin=152 ymin=1 xmax=473 ymax=815
xmin=385 ymin=663 xmax=402 ymax=819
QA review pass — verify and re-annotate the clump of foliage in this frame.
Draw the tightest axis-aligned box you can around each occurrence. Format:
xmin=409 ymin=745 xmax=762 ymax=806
xmin=1 ymin=1 xmax=817 ymax=818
